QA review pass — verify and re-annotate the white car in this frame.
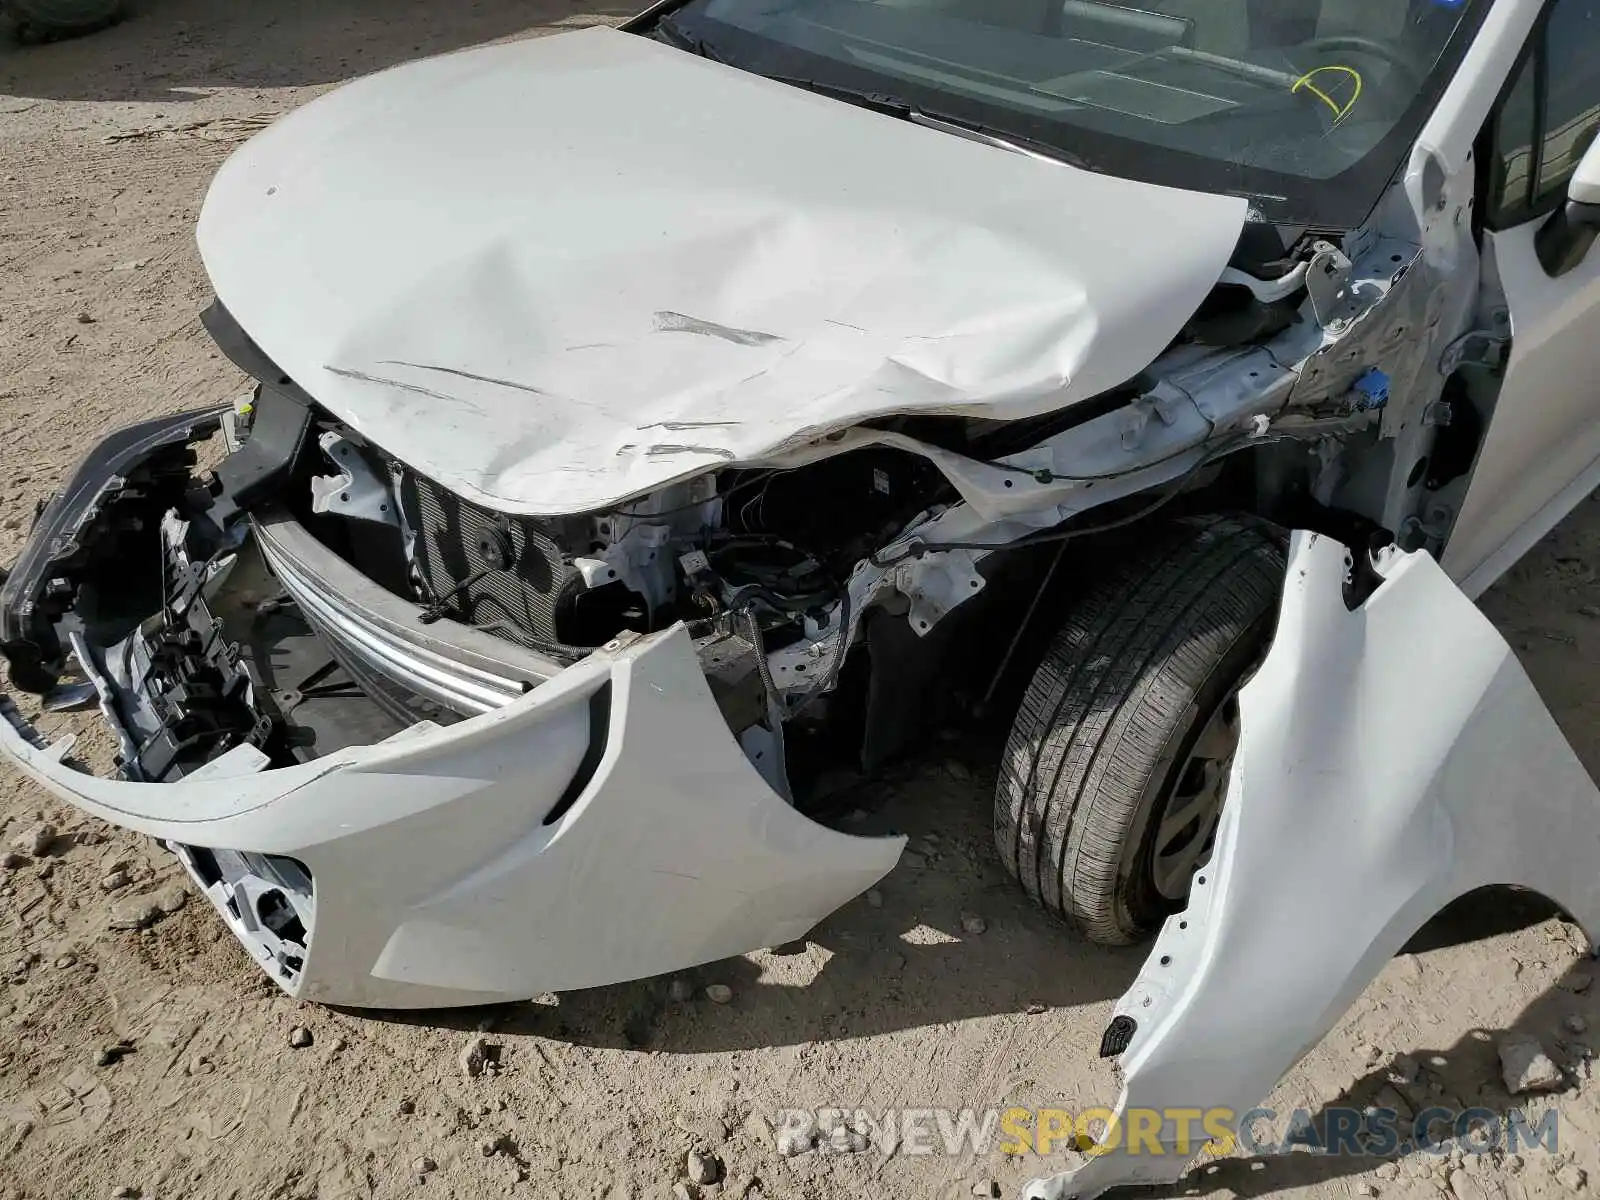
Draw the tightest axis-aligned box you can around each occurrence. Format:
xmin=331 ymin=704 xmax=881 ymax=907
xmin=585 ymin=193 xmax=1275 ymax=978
xmin=4 ymin=1 xmax=1600 ymax=1196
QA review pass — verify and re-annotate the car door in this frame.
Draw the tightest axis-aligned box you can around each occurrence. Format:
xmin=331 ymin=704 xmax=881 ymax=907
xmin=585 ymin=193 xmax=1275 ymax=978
xmin=1442 ymin=0 xmax=1600 ymax=595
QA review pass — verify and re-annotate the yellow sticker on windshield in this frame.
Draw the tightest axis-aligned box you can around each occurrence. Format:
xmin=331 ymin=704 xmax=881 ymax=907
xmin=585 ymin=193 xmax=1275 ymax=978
xmin=1292 ymin=65 xmax=1363 ymax=125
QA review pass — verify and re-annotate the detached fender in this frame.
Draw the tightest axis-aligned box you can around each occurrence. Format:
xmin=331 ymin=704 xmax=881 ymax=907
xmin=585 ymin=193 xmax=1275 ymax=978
xmin=1027 ymin=531 xmax=1600 ymax=1200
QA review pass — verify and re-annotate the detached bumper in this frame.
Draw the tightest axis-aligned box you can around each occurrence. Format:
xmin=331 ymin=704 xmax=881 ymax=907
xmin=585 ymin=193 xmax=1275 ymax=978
xmin=0 ymin=416 xmax=901 ymax=1010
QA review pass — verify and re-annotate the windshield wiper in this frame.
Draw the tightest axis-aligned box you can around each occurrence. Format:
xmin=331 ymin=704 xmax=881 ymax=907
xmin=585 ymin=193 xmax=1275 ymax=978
xmin=655 ymin=16 xmax=1096 ymax=172
xmin=903 ymin=109 xmax=1096 ymax=171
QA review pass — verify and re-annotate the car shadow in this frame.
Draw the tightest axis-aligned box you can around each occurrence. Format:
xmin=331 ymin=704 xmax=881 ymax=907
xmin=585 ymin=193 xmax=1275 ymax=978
xmin=0 ymin=0 xmax=639 ymax=104
xmin=1166 ymin=895 xmax=1593 ymax=1199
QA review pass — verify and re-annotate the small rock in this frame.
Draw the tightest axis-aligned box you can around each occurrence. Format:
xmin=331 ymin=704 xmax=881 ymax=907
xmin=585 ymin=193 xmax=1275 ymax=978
xmin=777 ymin=1125 xmax=814 ymax=1157
xmin=14 ymin=824 xmax=55 ymax=857
xmin=288 ymin=1027 xmax=313 ymax=1049
xmin=96 ymin=1043 xmax=131 ymax=1067
xmin=398 ymin=1098 xmax=415 ymax=1115
xmin=54 ymin=953 xmax=77 ymax=969
xmin=742 ymin=1111 xmax=776 ymax=1150
xmin=705 ymin=984 xmax=733 ymax=1005
xmin=822 ymin=1125 xmax=870 ymax=1154
xmin=1387 ymin=1054 xmax=1420 ymax=1085
xmin=1376 ymin=1163 xmax=1401 ymax=1181
xmin=972 ymin=1181 xmax=1000 ymax=1198
xmin=865 ymin=889 xmax=883 ymax=909
xmin=1506 ymin=1155 xmax=1525 ymax=1174
xmin=1500 ymin=1033 xmax=1566 ymax=1093
xmin=1567 ymin=1015 xmax=1589 ymax=1035
xmin=668 ymin=978 xmax=694 ymax=1003
xmin=1557 ymin=1164 xmax=1588 ymax=1191
xmin=330 ymin=1036 xmax=347 ymax=1052
xmin=1580 ymin=605 xmax=1600 ymax=619
xmin=687 ymin=1151 xmax=722 ymax=1186
xmin=960 ymin=912 xmax=987 ymax=935
xmin=76 ymin=312 xmax=95 ymax=325
xmin=111 ymin=1189 xmax=139 ymax=1200
xmin=156 ymin=885 xmax=187 ymax=914
xmin=1025 ymin=1002 xmax=1048 ymax=1015
xmin=1355 ymin=1185 xmax=1376 ymax=1197
xmin=186 ymin=1056 xmax=213 ymax=1076
xmin=945 ymin=759 xmax=972 ymax=783
xmin=478 ymin=1139 xmax=497 ymax=1158
xmin=413 ymin=1157 xmax=436 ymax=1176
xmin=100 ymin=871 xmax=130 ymax=892
xmin=107 ymin=899 xmax=161 ymax=932
xmin=0 ymin=852 xmax=24 ymax=870
xmin=1560 ymin=972 xmax=1594 ymax=994
xmin=458 ymin=1035 xmax=490 ymax=1077
xmin=113 ymin=259 xmax=150 ymax=272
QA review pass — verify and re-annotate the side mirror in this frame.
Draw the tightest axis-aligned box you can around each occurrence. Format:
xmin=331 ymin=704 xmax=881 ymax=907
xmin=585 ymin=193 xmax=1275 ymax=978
xmin=1536 ymin=132 xmax=1600 ymax=277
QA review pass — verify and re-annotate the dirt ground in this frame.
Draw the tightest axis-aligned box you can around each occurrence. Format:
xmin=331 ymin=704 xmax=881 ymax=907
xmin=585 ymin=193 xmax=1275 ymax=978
xmin=4 ymin=4 xmax=1600 ymax=1200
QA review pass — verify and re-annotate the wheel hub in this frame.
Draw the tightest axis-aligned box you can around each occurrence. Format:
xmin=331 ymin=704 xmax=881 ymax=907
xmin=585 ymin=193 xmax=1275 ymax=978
xmin=1150 ymin=693 xmax=1239 ymax=902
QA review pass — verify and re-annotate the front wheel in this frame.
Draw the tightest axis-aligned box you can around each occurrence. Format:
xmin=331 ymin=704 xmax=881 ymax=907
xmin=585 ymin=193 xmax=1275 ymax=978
xmin=995 ymin=515 xmax=1284 ymax=945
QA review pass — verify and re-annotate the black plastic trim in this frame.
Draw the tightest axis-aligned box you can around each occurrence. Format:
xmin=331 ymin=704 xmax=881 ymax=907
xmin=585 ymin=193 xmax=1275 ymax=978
xmin=0 ymin=406 xmax=226 ymax=690
xmin=541 ymin=681 xmax=612 ymax=827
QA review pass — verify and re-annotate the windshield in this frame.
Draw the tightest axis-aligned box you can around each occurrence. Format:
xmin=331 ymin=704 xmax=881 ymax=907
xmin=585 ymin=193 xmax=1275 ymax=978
xmin=654 ymin=0 xmax=1487 ymax=226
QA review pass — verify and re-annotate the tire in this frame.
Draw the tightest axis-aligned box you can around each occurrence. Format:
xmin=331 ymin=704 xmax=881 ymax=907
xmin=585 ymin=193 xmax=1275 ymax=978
xmin=995 ymin=514 xmax=1285 ymax=945
xmin=10 ymin=0 xmax=123 ymax=37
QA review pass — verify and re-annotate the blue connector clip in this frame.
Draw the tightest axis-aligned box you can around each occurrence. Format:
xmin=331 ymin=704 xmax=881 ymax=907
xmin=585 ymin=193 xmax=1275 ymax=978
xmin=1350 ymin=367 xmax=1390 ymax=412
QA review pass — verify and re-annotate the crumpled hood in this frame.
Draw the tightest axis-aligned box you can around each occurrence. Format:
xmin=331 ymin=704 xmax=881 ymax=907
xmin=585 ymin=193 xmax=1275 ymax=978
xmin=198 ymin=25 xmax=1247 ymax=515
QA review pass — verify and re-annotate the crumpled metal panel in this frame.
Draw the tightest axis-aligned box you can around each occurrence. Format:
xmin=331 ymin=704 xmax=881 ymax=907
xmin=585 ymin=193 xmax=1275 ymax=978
xmin=197 ymin=26 xmax=1246 ymax=516
xmin=1025 ymin=532 xmax=1600 ymax=1200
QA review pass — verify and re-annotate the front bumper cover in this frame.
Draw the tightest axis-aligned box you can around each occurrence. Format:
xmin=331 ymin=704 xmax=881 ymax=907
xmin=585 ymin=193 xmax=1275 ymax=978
xmin=0 ymin=413 xmax=903 ymax=1009
xmin=2 ymin=619 xmax=902 ymax=1009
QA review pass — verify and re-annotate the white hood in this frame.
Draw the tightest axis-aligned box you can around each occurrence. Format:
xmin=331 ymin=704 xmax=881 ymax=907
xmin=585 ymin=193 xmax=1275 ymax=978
xmin=198 ymin=25 xmax=1247 ymax=515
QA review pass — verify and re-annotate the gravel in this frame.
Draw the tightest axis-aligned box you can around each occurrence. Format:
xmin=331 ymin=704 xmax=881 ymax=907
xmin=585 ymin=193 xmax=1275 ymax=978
xmin=776 ymin=1126 xmax=814 ymax=1157
xmin=686 ymin=1150 xmax=721 ymax=1186
xmin=14 ymin=823 xmax=55 ymax=857
xmin=1500 ymin=1033 xmax=1566 ymax=1094
xmin=458 ymin=1035 xmax=490 ymax=1077
xmin=107 ymin=899 xmax=162 ymax=932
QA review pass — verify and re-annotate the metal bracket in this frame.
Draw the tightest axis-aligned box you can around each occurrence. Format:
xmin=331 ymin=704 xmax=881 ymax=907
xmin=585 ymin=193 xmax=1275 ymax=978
xmin=1305 ymin=240 xmax=1355 ymax=329
xmin=892 ymin=548 xmax=988 ymax=637
xmin=310 ymin=432 xmax=401 ymax=527
xmin=1397 ymin=501 xmax=1455 ymax=552
xmin=1438 ymin=311 xmax=1510 ymax=375
xmin=1421 ymin=400 xmax=1454 ymax=428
